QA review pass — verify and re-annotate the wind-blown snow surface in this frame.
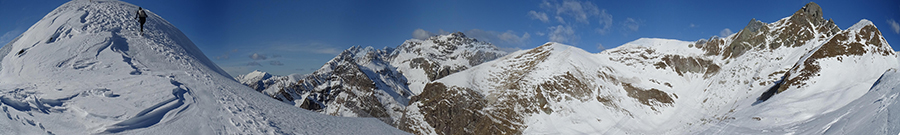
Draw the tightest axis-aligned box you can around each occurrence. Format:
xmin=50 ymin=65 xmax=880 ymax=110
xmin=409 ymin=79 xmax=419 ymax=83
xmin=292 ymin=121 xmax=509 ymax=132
xmin=0 ymin=0 xmax=406 ymax=134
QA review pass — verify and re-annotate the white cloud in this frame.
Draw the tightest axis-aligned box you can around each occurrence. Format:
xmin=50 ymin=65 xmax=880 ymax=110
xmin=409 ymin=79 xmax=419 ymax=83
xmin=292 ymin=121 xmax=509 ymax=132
xmin=556 ymin=16 xmax=566 ymax=24
xmin=623 ymin=18 xmax=641 ymax=32
xmin=249 ymin=53 xmax=267 ymax=60
xmin=549 ymin=25 xmax=576 ymax=43
xmin=465 ymin=29 xmax=531 ymax=47
xmin=528 ymin=11 xmax=549 ymax=23
xmin=690 ymin=23 xmax=696 ymax=28
xmin=888 ymin=19 xmax=900 ymax=34
xmin=545 ymin=0 xmax=601 ymax=24
xmin=412 ymin=28 xmax=435 ymax=40
xmin=720 ymin=28 xmax=734 ymax=37
xmin=310 ymin=47 xmax=339 ymax=54
xmin=596 ymin=9 xmax=613 ymax=35
xmin=436 ymin=29 xmax=451 ymax=35
xmin=532 ymin=0 xmax=613 ymax=43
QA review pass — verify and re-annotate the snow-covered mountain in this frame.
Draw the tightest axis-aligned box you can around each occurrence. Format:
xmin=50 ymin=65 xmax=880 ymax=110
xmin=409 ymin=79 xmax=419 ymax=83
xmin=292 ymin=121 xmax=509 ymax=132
xmin=237 ymin=32 xmax=507 ymax=125
xmin=235 ymin=2 xmax=900 ymax=135
xmin=395 ymin=2 xmax=900 ymax=135
xmin=0 ymin=0 xmax=406 ymax=134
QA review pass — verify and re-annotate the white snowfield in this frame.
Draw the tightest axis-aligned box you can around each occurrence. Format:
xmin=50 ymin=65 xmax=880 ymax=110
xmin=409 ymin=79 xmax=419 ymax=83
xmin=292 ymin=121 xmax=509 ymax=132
xmin=228 ymin=3 xmax=900 ymax=135
xmin=415 ymin=20 xmax=900 ymax=135
xmin=0 ymin=0 xmax=407 ymax=134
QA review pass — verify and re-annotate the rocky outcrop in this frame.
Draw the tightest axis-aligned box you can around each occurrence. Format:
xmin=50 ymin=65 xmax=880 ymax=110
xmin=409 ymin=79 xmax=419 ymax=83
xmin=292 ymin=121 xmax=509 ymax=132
xmin=654 ymin=55 xmax=720 ymax=77
xmin=777 ymin=21 xmax=895 ymax=92
xmin=707 ymin=2 xmax=841 ymax=59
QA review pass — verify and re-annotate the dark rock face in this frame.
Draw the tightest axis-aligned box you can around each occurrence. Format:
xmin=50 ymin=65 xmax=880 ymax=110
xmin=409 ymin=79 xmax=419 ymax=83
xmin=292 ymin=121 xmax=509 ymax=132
xmin=724 ymin=19 xmax=769 ymax=58
xmin=705 ymin=2 xmax=841 ymax=59
xmin=693 ymin=37 xmax=726 ymax=56
xmin=796 ymin=2 xmax=825 ymax=26
xmin=401 ymin=82 xmax=521 ymax=135
xmin=622 ymin=83 xmax=674 ymax=110
xmin=654 ymin=55 xmax=720 ymax=77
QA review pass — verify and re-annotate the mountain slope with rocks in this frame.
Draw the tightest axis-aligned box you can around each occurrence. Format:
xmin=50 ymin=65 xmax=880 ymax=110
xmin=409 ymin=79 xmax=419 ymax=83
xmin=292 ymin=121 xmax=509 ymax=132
xmin=237 ymin=2 xmax=899 ymax=135
xmin=237 ymin=32 xmax=507 ymax=125
xmin=0 ymin=0 xmax=407 ymax=134
xmin=396 ymin=2 xmax=900 ymax=134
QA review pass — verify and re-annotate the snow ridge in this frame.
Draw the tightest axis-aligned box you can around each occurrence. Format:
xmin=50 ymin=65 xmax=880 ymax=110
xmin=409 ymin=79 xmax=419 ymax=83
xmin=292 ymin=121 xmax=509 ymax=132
xmin=0 ymin=0 xmax=406 ymax=134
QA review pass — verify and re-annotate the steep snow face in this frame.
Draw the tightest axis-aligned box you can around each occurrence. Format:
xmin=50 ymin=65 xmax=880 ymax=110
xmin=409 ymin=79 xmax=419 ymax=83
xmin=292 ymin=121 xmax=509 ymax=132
xmin=398 ymin=2 xmax=899 ymax=135
xmin=0 ymin=0 xmax=406 ymax=134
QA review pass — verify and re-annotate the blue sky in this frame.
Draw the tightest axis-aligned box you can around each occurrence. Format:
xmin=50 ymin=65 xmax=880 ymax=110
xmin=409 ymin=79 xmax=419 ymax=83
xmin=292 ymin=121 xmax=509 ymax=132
xmin=2 ymin=0 xmax=899 ymax=77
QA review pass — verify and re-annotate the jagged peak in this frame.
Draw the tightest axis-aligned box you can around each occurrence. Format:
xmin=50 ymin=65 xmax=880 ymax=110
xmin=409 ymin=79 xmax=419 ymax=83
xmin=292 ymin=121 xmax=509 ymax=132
xmin=449 ymin=31 xmax=467 ymax=38
xmin=789 ymin=2 xmax=827 ymax=26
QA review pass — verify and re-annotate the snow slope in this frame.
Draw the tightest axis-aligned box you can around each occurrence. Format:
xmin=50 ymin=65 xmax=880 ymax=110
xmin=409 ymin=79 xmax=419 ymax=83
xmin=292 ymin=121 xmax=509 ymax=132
xmin=0 ymin=0 xmax=406 ymax=134
xmin=398 ymin=2 xmax=900 ymax=135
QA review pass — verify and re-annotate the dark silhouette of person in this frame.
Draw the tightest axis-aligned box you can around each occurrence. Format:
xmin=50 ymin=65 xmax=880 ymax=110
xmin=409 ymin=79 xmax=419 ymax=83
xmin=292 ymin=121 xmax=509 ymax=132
xmin=135 ymin=7 xmax=147 ymax=34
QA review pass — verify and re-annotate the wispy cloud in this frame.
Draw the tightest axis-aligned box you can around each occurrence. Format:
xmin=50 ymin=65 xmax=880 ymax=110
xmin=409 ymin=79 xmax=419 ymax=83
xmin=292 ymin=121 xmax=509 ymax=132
xmin=412 ymin=28 xmax=435 ymax=40
xmin=528 ymin=11 xmax=549 ymax=23
xmin=888 ymin=19 xmax=900 ymax=34
xmin=549 ymin=25 xmax=576 ymax=43
xmin=690 ymin=23 xmax=697 ymax=28
xmin=595 ymin=9 xmax=613 ymax=35
xmin=719 ymin=28 xmax=733 ymax=37
xmin=541 ymin=0 xmax=602 ymax=24
xmin=622 ymin=18 xmax=641 ymax=32
xmin=530 ymin=0 xmax=615 ymax=44
xmin=269 ymin=61 xmax=284 ymax=66
xmin=465 ymin=29 xmax=531 ymax=47
xmin=249 ymin=53 xmax=267 ymax=60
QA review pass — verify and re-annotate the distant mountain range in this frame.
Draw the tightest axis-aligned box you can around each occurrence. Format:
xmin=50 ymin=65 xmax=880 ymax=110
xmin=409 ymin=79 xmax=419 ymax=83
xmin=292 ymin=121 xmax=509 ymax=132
xmin=241 ymin=2 xmax=900 ymax=135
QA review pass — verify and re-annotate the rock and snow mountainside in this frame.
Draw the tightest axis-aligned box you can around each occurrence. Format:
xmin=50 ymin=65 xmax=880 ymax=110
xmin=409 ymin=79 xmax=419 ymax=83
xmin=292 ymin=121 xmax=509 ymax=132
xmin=0 ymin=0 xmax=406 ymax=134
xmin=233 ymin=2 xmax=899 ymax=135
xmin=395 ymin=2 xmax=900 ymax=135
xmin=236 ymin=32 xmax=507 ymax=125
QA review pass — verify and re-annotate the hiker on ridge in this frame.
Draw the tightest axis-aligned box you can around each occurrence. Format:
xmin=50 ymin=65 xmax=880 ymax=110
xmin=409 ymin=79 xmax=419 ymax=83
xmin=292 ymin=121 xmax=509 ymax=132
xmin=134 ymin=7 xmax=147 ymax=34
